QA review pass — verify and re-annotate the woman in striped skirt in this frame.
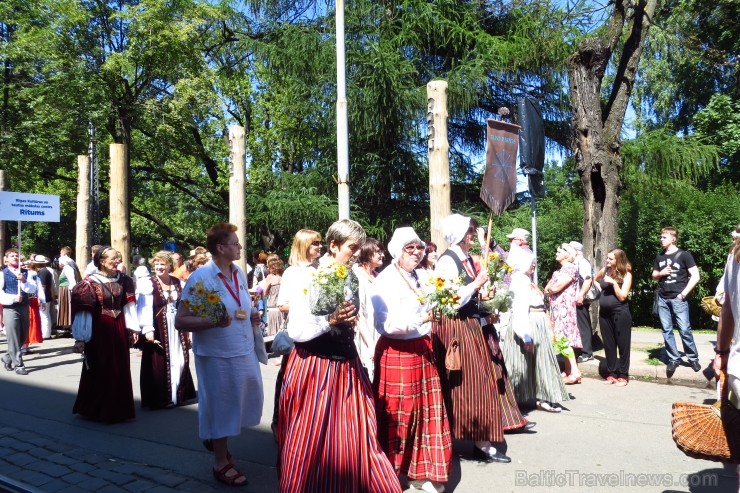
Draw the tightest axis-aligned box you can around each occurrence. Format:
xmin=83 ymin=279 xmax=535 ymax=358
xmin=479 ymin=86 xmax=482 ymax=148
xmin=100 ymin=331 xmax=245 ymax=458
xmin=277 ymin=219 xmax=401 ymax=493
xmin=372 ymin=227 xmax=452 ymax=493
xmin=432 ymin=213 xmax=511 ymax=464
xmin=502 ymin=250 xmax=570 ymax=412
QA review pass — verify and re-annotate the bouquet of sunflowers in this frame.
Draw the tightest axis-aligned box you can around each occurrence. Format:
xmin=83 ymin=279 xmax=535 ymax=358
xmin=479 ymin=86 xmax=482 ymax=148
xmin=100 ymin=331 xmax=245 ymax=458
xmin=182 ymin=280 xmax=228 ymax=323
xmin=422 ymin=276 xmax=463 ymax=318
xmin=309 ymin=261 xmax=359 ymax=316
xmin=485 ymin=251 xmax=512 ymax=285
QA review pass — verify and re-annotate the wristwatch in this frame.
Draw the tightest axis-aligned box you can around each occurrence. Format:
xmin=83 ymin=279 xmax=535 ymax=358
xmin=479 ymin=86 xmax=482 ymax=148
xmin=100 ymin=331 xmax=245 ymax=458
xmin=677 ymin=293 xmax=685 ymax=300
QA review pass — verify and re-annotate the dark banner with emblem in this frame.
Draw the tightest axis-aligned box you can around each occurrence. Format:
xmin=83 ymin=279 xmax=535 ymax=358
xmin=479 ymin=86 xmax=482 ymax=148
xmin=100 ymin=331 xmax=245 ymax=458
xmin=481 ymin=118 xmax=520 ymax=215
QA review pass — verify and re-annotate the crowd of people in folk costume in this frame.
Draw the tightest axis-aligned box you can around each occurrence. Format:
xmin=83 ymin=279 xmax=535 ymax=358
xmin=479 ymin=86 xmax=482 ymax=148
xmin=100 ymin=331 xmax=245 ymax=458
xmin=4 ymin=215 xmax=730 ymax=493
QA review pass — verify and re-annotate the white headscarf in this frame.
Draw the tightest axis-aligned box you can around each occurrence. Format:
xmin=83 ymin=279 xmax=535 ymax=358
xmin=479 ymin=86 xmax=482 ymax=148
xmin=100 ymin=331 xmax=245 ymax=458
xmin=387 ymin=227 xmax=424 ymax=260
xmin=510 ymin=249 xmax=536 ymax=274
xmin=441 ymin=213 xmax=471 ymax=245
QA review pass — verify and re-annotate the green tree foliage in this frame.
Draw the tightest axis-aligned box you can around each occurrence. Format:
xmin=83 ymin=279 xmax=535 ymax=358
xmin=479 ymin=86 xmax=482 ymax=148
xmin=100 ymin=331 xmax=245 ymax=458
xmin=620 ymin=181 xmax=740 ymax=328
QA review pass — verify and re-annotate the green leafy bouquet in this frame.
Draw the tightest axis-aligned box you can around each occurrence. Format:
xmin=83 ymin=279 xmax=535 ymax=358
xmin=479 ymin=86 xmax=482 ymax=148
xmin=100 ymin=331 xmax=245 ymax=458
xmin=552 ymin=334 xmax=575 ymax=358
xmin=481 ymin=287 xmax=514 ymax=314
xmin=309 ymin=261 xmax=359 ymax=316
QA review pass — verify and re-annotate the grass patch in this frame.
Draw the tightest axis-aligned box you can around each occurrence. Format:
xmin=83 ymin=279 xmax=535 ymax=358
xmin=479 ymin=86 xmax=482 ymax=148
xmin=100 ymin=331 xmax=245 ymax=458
xmin=641 ymin=345 xmax=665 ymax=366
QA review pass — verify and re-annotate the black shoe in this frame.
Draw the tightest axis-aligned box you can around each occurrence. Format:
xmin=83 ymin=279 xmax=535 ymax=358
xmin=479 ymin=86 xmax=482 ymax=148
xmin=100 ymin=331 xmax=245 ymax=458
xmin=577 ymin=355 xmax=594 ymax=363
xmin=472 ymin=447 xmax=495 ymax=463
xmin=15 ymin=366 xmax=28 ymax=375
xmin=3 ymin=359 xmax=12 ymax=371
xmin=489 ymin=450 xmax=512 ymax=463
xmin=690 ymin=360 xmax=701 ymax=372
xmin=666 ymin=361 xmax=679 ymax=378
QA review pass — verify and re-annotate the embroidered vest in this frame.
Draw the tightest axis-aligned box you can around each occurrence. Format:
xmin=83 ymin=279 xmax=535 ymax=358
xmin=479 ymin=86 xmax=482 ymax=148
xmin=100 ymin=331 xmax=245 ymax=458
xmin=2 ymin=267 xmax=29 ymax=307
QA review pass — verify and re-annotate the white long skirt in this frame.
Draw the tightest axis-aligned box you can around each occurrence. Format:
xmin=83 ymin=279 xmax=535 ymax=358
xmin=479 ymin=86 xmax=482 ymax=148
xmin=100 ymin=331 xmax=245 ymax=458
xmin=195 ymin=353 xmax=263 ymax=439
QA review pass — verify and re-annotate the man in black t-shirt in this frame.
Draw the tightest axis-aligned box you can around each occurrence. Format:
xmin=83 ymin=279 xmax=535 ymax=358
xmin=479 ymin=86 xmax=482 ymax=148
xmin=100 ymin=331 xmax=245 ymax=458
xmin=651 ymin=226 xmax=701 ymax=377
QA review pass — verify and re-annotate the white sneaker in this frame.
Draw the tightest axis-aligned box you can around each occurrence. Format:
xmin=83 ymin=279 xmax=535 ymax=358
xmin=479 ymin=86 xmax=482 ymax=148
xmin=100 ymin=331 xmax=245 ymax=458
xmin=410 ymin=480 xmax=445 ymax=493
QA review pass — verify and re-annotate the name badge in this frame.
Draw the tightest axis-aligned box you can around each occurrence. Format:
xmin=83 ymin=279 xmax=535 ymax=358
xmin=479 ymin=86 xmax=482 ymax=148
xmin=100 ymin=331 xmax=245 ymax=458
xmin=235 ymin=309 xmax=248 ymax=320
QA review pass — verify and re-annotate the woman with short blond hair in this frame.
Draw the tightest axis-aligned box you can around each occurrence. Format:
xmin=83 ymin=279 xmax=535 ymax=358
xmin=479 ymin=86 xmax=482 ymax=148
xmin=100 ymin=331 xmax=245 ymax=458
xmin=136 ymin=250 xmax=196 ymax=409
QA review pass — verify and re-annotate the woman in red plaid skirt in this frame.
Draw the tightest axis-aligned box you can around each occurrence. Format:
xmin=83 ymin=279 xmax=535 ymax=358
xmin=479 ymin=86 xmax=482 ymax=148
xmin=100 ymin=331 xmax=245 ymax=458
xmin=277 ymin=219 xmax=402 ymax=493
xmin=372 ymin=227 xmax=452 ymax=493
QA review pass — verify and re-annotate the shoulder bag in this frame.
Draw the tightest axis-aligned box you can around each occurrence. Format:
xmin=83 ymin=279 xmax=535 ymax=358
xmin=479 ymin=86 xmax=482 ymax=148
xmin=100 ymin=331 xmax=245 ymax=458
xmin=445 ymin=325 xmax=461 ymax=372
xmin=271 ymin=315 xmax=294 ymax=356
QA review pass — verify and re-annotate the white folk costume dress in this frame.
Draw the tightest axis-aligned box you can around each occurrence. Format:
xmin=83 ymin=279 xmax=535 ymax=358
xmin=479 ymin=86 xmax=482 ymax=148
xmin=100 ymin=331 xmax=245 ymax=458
xmin=277 ymin=254 xmax=401 ymax=493
xmin=371 ymin=227 xmax=452 ymax=484
xmin=503 ymin=252 xmax=570 ymax=405
xmin=181 ymin=260 xmax=263 ymax=440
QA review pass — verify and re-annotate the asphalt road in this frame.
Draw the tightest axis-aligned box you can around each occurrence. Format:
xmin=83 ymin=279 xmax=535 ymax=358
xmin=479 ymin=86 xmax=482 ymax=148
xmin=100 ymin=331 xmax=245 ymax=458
xmin=0 ymin=335 xmax=736 ymax=492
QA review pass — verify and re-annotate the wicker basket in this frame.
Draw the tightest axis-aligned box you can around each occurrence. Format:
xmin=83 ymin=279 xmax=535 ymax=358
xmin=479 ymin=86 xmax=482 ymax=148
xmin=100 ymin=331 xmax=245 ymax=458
xmin=672 ymin=373 xmax=740 ymax=463
xmin=700 ymin=295 xmax=722 ymax=318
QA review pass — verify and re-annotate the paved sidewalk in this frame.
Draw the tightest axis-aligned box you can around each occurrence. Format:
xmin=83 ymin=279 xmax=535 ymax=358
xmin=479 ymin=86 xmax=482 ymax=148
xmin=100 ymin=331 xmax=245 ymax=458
xmin=578 ymin=328 xmax=718 ymax=388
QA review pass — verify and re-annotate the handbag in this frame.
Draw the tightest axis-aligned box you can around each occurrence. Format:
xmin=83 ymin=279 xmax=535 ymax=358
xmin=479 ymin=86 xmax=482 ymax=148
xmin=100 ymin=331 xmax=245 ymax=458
xmin=585 ymin=281 xmax=601 ymax=302
xmin=651 ymin=288 xmax=661 ymax=319
xmin=445 ymin=326 xmax=461 ymax=372
xmin=271 ymin=316 xmax=294 ymax=356
xmin=672 ymin=372 xmax=740 ymax=463
xmin=252 ymin=321 xmax=268 ymax=365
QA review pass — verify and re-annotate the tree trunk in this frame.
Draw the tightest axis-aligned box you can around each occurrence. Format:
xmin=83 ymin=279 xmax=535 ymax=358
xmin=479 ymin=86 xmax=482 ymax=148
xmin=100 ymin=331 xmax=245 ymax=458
xmin=567 ymin=0 xmax=658 ymax=332
xmin=567 ymin=0 xmax=658 ymax=272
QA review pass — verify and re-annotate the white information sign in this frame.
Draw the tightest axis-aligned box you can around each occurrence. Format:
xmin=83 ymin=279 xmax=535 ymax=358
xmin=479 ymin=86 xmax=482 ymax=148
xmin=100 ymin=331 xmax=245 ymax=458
xmin=0 ymin=191 xmax=61 ymax=222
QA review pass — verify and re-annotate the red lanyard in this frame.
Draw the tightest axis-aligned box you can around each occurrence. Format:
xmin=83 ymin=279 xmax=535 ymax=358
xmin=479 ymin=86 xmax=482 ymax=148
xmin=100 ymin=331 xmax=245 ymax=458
xmin=218 ymin=270 xmax=241 ymax=308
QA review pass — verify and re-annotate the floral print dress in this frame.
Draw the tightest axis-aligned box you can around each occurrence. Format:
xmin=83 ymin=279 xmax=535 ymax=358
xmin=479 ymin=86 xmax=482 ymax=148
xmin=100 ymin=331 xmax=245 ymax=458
xmin=548 ymin=264 xmax=582 ymax=348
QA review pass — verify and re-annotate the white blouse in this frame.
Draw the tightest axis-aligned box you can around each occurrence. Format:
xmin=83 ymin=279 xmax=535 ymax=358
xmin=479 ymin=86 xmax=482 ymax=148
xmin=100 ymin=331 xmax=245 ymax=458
xmin=434 ymin=244 xmax=479 ymax=307
xmin=372 ymin=263 xmax=431 ymax=340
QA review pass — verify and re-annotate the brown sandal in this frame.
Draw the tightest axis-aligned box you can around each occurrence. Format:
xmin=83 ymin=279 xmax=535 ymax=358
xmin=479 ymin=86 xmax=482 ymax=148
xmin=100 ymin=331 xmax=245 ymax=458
xmin=203 ymin=439 xmax=234 ymax=464
xmin=213 ymin=463 xmax=248 ymax=487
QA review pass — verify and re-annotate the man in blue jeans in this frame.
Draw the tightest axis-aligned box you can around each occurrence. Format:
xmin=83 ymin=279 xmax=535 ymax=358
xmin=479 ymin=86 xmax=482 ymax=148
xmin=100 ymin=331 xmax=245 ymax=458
xmin=651 ymin=226 xmax=701 ymax=377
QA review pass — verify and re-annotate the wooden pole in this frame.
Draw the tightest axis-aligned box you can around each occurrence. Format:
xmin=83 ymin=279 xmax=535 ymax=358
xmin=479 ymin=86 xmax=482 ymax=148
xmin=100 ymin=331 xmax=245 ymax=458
xmin=0 ymin=170 xmax=6 ymax=261
xmin=109 ymin=143 xmax=130 ymax=273
xmin=228 ymin=125 xmax=247 ymax=274
xmin=427 ymin=80 xmax=451 ymax=249
xmin=76 ymin=155 xmax=91 ymax=269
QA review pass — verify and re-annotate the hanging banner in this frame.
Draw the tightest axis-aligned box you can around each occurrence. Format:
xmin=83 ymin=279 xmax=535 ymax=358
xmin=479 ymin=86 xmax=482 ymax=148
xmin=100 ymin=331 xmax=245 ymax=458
xmin=481 ymin=118 xmax=520 ymax=215
xmin=0 ymin=191 xmax=61 ymax=222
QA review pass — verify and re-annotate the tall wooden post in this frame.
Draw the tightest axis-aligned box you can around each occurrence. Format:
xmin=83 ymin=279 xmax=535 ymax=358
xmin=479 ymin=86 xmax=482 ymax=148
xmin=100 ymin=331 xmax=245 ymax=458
xmin=427 ymin=80 xmax=451 ymax=250
xmin=109 ymin=143 xmax=130 ymax=272
xmin=76 ymin=155 xmax=91 ymax=269
xmin=0 ymin=170 xmax=6 ymax=261
xmin=228 ymin=126 xmax=247 ymax=274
